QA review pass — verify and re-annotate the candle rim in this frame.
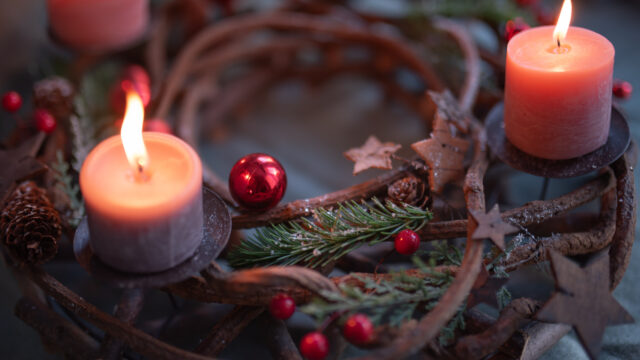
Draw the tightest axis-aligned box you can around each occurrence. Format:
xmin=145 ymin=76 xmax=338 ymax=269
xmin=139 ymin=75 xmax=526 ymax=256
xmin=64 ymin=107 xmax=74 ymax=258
xmin=507 ymin=26 xmax=615 ymax=72
xmin=80 ymin=132 xmax=203 ymax=220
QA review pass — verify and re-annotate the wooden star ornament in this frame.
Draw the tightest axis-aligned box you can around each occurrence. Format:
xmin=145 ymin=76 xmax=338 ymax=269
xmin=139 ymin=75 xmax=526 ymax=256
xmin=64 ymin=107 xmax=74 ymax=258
xmin=0 ymin=133 xmax=47 ymax=204
xmin=344 ymin=135 xmax=401 ymax=175
xmin=411 ymin=114 xmax=470 ymax=194
xmin=428 ymin=90 xmax=469 ymax=133
xmin=467 ymin=266 xmax=508 ymax=309
xmin=469 ymin=204 xmax=518 ymax=251
xmin=535 ymin=251 xmax=633 ymax=359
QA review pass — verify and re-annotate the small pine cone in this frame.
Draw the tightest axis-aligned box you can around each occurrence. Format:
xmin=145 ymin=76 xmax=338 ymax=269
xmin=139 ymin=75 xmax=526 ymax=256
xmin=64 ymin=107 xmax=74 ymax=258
xmin=33 ymin=76 xmax=75 ymax=120
xmin=1 ymin=181 xmax=61 ymax=265
xmin=387 ymin=176 xmax=427 ymax=206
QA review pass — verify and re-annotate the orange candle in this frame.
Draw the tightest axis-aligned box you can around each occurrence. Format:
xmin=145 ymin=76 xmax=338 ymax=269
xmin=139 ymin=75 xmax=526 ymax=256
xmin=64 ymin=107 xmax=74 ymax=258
xmin=80 ymin=92 xmax=203 ymax=273
xmin=504 ymin=0 xmax=614 ymax=160
xmin=47 ymin=0 xmax=148 ymax=52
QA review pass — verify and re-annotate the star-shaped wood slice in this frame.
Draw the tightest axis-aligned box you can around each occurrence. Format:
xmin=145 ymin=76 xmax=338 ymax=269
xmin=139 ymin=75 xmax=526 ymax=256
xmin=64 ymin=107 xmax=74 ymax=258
xmin=344 ymin=135 xmax=401 ymax=175
xmin=469 ymin=204 xmax=518 ymax=251
xmin=411 ymin=115 xmax=470 ymax=194
xmin=0 ymin=133 xmax=47 ymax=204
xmin=535 ymin=251 xmax=634 ymax=359
xmin=467 ymin=266 xmax=508 ymax=309
xmin=428 ymin=90 xmax=469 ymax=133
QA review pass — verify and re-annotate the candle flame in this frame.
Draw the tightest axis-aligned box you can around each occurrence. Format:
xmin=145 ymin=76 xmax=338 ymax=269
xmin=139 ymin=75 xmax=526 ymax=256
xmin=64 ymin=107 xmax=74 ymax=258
xmin=120 ymin=91 xmax=149 ymax=174
xmin=553 ymin=0 xmax=572 ymax=46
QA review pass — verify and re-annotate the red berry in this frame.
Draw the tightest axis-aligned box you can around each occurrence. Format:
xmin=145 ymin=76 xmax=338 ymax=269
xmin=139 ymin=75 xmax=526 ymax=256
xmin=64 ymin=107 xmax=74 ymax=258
xmin=34 ymin=109 xmax=57 ymax=133
xmin=504 ymin=18 xmax=530 ymax=42
xmin=269 ymin=293 xmax=296 ymax=320
xmin=300 ymin=332 xmax=329 ymax=360
xmin=2 ymin=91 xmax=22 ymax=113
xmin=343 ymin=314 xmax=374 ymax=345
xmin=394 ymin=229 xmax=420 ymax=255
xmin=613 ymin=80 xmax=633 ymax=100
xmin=144 ymin=118 xmax=172 ymax=134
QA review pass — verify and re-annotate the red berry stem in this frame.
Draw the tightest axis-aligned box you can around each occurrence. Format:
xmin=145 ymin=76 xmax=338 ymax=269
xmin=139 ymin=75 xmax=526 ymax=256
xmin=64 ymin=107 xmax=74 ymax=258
xmin=317 ymin=310 xmax=347 ymax=333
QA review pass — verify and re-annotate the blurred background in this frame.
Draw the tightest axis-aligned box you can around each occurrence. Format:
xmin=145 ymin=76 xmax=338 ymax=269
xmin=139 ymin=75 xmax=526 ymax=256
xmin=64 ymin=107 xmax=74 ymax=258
xmin=0 ymin=0 xmax=638 ymax=359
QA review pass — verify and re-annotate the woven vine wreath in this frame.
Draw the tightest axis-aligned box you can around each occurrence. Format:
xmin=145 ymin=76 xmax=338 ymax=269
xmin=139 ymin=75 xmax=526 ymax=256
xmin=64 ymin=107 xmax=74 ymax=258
xmin=2 ymin=2 xmax=636 ymax=360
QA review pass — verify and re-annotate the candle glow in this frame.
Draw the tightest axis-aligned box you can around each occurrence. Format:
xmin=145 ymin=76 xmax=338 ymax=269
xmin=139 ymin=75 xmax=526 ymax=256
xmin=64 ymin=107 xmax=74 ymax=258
xmin=120 ymin=91 xmax=149 ymax=174
xmin=553 ymin=0 xmax=572 ymax=46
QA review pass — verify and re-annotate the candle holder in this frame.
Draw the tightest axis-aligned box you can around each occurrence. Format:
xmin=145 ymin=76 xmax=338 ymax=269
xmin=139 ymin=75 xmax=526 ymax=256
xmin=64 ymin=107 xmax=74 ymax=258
xmin=486 ymin=102 xmax=631 ymax=178
xmin=73 ymin=188 xmax=231 ymax=288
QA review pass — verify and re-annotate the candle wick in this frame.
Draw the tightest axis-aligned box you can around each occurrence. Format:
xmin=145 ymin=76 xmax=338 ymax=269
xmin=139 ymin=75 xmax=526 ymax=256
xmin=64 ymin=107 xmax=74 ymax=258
xmin=557 ymin=38 xmax=561 ymax=47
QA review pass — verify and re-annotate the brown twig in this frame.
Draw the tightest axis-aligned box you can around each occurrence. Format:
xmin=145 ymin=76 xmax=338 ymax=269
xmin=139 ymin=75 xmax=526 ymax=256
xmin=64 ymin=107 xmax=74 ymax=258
xmin=24 ymin=267 xmax=216 ymax=360
xmin=99 ymin=288 xmax=146 ymax=360
xmin=260 ymin=313 xmax=303 ymax=360
xmin=195 ymin=306 xmax=265 ymax=356
xmin=14 ymin=297 xmax=100 ymax=360
xmin=455 ymin=298 xmax=540 ymax=359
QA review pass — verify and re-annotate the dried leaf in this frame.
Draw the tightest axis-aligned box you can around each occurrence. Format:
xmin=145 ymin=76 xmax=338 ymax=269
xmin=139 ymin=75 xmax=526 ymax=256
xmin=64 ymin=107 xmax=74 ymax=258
xmin=411 ymin=115 xmax=469 ymax=193
xmin=0 ymin=134 xmax=46 ymax=204
xmin=344 ymin=135 xmax=401 ymax=175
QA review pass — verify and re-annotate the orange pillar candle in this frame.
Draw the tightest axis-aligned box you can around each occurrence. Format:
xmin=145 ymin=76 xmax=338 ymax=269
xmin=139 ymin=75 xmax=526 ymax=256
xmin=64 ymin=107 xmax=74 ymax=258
xmin=80 ymin=92 xmax=203 ymax=273
xmin=504 ymin=0 xmax=614 ymax=160
xmin=47 ymin=0 xmax=149 ymax=52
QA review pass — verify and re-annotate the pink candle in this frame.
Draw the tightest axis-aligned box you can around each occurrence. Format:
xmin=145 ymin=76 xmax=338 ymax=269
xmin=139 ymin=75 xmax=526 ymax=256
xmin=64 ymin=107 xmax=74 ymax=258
xmin=47 ymin=0 xmax=149 ymax=52
xmin=504 ymin=0 xmax=614 ymax=160
xmin=80 ymin=92 xmax=203 ymax=273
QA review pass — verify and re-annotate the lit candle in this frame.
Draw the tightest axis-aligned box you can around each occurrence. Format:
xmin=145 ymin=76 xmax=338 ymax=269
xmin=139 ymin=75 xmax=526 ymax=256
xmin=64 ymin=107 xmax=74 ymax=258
xmin=47 ymin=0 xmax=149 ymax=52
xmin=504 ymin=0 xmax=614 ymax=160
xmin=79 ymin=92 xmax=203 ymax=273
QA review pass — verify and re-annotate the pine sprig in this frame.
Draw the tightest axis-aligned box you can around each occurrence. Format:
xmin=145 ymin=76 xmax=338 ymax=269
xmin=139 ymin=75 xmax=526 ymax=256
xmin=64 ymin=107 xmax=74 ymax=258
xmin=228 ymin=198 xmax=432 ymax=269
xmin=52 ymin=151 xmax=85 ymax=228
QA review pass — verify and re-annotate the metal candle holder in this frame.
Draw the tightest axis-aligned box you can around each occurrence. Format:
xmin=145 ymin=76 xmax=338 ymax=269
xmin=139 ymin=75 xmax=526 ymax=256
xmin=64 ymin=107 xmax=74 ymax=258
xmin=73 ymin=188 xmax=231 ymax=288
xmin=486 ymin=102 xmax=631 ymax=178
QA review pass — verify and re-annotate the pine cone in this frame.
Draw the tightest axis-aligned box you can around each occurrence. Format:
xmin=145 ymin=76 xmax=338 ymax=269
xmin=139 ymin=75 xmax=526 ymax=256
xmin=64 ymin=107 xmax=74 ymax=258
xmin=1 ymin=181 xmax=61 ymax=265
xmin=387 ymin=176 xmax=427 ymax=206
xmin=33 ymin=76 xmax=75 ymax=120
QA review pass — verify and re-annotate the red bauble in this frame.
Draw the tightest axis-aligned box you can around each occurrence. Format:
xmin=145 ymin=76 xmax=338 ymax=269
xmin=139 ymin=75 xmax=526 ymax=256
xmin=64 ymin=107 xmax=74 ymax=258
xmin=144 ymin=118 xmax=172 ymax=134
xmin=110 ymin=65 xmax=151 ymax=115
xmin=269 ymin=293 xmax=296 ymax=320
xmin=613 ymin=80 xmax=633 ymax=100
xmin=34 ymin=109 xmax=57 ymax=133
xmin=504 ymin=18 xmax=530 ymax=42
xmin=535 ymin=8 xmax=555 ymax=25
xmin=2 ymin=91 xmax=22 ymax=113
xmin=394 ymin=229 xmax=420 ymax=255
xmin=229 ymin=153 xmax=287 ymax=211
xmin=343 ymin=314 xmax=374 ymax=345
xmin=300 ymin=332 xmax=329 ymax=360
xmin=516 ymin=0 xmax=538 ymax=6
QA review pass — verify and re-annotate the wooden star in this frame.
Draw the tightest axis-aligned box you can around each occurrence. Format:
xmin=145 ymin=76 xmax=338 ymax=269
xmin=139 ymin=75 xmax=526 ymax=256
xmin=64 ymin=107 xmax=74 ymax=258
xmin=467 ymin=267 xmax=508 ymax=309
xmin=536 ymin=251 xmax=633 ymax=359
xmin=428 ymin=90 xmax=469 ymax=133
xmin=0 ymin=133 xmax=47 ymax=204
xmin=411 ymin=115 xmax=469 ymax=194
xmin=469 ymin=204 xmax=518 ymax=251
xmin=344 ymin=135 xmax=401 ymax=175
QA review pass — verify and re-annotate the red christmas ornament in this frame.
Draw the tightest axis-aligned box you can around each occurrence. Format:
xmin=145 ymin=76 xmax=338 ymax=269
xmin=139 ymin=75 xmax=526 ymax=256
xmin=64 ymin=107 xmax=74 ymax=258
xmin=343 ymin=313 xmax=374 ymax=345
xmin=269 ymin=293 xmax=296 ymax=320
xmin=535 ymin=8 xmax=555 ymax=25
xmin=144 ymin=118 xmax=172 ymax=134
xmin=613 ymin=80 xmax=633 ymax=100
xmin=300 ymin=332 xmax=329 ymax=360
xmin=229 ymin=153 xmax=287 ymax=211
xmin=2 ymin=91 xmax=22 ymax=113
xmin=34 ymin=109 xmax=57 ymax=134
xmin=394 ymin=229 xmax=420 ymax=255
xmin=110 ymin=65 xmax=151 ymax=115
xmin=504 ymin=18 xmax=530 ymax=42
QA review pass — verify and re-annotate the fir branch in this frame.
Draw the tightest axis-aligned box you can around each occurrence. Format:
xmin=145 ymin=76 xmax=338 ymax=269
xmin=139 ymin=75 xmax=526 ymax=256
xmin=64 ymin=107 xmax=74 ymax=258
xmin=496 ymin=286 xmax=511 ymax=311
xmin=428 ymin=240 xmax=463 ymax=266
xmin=69 ymin=97 xmax=95 ymax=172
xmin=52 ymin=151 xmax=85 ymax=228
xmin=228 ymin=198 xmax=432 ymax=269
xmin=301 ymin=266 xmax=454 ymax=325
